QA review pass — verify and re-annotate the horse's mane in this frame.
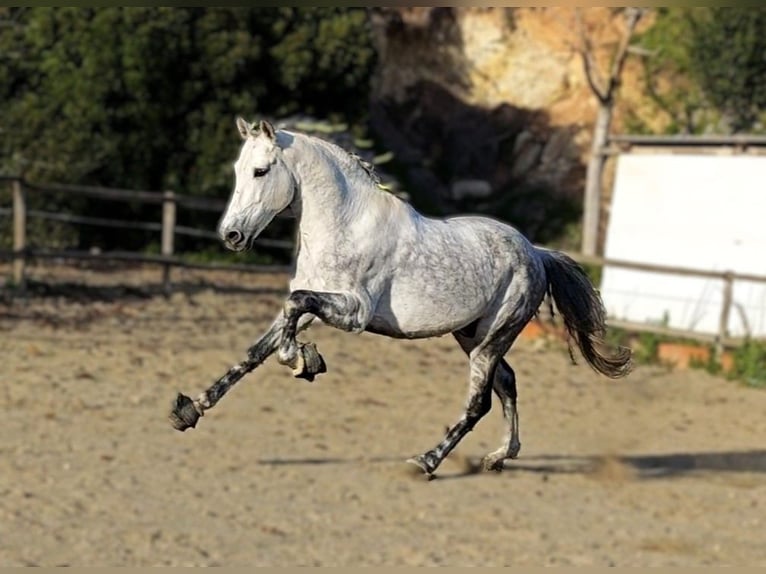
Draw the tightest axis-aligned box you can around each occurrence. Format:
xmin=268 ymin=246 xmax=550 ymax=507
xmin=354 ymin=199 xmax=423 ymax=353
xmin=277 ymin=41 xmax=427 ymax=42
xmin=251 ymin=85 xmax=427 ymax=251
xmin=298 ymin=131 xmax=383 ymax=189
xmin=348 ymin=153 xmax=382 ymax=186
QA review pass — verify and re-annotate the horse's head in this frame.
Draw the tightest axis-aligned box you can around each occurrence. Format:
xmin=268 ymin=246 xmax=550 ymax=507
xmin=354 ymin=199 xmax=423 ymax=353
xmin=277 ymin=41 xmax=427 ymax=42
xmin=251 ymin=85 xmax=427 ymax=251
xmin=218 ymin=117 xmax=295 ymax=251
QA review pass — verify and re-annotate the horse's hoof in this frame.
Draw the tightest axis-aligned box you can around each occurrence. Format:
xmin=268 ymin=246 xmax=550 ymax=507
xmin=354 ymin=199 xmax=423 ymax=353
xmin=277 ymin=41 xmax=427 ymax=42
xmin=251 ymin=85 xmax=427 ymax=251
xmin=292 ymin=343 xmax=326 ymax=382
xmin=481 ymin=454 xmax=505 ymax=473
xmin=406 ymin=454 xmax=437 ymax=480
xmin=169 ymin=393 xmax=202 ymax=431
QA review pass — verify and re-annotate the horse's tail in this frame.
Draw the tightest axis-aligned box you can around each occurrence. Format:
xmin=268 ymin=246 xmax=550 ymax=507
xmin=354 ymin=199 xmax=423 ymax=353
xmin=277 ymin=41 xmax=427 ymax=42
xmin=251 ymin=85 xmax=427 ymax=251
xmin=537 ymin=248 xmax=632 ymax=378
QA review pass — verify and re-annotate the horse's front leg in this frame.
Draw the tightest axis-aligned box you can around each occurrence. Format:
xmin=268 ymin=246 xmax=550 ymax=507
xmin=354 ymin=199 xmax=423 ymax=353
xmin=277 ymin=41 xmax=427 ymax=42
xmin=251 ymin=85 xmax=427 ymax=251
xmin=169 ymin=313 xmax=312 ymax=431
xmin=276 ymin=289 xmax=371 ymax=380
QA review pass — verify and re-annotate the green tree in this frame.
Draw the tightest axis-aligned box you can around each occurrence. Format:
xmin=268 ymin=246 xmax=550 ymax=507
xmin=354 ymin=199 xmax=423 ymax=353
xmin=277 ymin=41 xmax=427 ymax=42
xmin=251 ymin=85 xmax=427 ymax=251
xmin=0 ymin=7 xmax=375 ymax=251
xmin=687 ymin=8 xmax=766 ymax=133
xmin=638 ymin=8 xmax=766 ymax=134
xmin=1 ymin=7 xmax=375 ymax=188
xmin=0 ymin=7 xmax=375 ymax=254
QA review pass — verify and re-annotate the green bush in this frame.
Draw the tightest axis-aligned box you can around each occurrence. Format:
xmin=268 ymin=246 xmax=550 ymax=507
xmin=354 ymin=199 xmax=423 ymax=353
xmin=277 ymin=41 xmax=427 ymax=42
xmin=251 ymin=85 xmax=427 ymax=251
xmin=727 ymin=339 xmax=766 ymax=389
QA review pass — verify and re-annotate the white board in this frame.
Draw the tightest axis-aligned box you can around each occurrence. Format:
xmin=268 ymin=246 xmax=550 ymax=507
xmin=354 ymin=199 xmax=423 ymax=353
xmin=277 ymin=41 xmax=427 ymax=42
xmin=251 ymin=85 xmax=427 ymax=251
xmin=600 ymin=154 xmax=766 ymax=337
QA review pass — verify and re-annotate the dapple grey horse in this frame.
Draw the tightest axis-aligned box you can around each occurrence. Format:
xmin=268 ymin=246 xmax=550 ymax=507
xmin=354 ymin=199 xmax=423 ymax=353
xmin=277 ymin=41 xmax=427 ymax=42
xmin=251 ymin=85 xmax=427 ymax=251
xmin=169 ymin=118 xmax=631 ymax=477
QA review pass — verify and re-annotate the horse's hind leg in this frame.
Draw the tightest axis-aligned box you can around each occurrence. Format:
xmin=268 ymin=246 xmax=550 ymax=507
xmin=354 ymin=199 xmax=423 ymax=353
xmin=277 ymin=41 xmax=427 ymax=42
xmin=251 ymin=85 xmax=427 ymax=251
xmin=454 ymin=334 xmax=521 ymax=472
xmin=408 ymin=265 xmax=544 ymax=476
xmin=484 ymin=359 xmax=521 ymax=471
xmin=407 ymin=343 xmax=499 ymax=476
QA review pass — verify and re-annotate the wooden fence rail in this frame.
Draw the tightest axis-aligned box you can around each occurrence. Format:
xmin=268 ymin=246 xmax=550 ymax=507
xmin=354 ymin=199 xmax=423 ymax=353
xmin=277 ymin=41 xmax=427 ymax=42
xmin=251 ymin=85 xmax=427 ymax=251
xmin=0 ymin=247 xmax=292 ymax=275
xmin=566 ymin=252 xmax=741 ymax=355
xmin=3 ymin=175 xmax=766 ymax=351
xmin=1 ymin=175 xmax=294 ymax=290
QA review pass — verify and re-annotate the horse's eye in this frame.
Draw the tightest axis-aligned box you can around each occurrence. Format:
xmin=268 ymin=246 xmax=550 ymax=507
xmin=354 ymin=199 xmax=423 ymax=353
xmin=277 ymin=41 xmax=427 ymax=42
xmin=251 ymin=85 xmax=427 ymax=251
xmin=253 ymin=167 xmax=269 ymax=178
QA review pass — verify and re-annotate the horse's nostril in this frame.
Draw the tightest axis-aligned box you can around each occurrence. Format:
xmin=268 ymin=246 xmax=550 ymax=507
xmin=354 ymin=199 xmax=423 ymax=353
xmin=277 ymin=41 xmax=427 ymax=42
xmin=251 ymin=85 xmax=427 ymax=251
xmin=226 ymin=230 xmax=243 ymax=244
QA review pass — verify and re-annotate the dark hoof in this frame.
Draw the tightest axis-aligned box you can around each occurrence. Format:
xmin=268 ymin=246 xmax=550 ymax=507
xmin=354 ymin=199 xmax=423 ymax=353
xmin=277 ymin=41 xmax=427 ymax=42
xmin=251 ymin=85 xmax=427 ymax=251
xmin=406 ymin=454 xmax=437 ymax=480
xmin=169 ymin=393 xmax=201 ymax=431
xmin=293 ymin=343 xmax=327 ymax=382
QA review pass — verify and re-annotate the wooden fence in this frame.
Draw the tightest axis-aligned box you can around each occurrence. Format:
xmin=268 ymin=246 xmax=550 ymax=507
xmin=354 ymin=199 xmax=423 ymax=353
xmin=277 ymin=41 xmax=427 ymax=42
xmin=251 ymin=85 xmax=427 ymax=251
xmin=0 ymin=175 xmax=293 ymax=293
xmin=3 ymin=175 xmax=766 ymax=352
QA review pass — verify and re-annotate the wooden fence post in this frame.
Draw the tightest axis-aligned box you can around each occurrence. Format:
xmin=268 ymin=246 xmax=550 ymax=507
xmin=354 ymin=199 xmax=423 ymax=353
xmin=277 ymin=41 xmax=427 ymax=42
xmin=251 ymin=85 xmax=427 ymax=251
xmin=161 ymin=190 xmax=176 ymax=294
xmin=12 ymin=178 xmax=27 ymax=290
xmin=716 ymin=272 xmax=734 ymax=359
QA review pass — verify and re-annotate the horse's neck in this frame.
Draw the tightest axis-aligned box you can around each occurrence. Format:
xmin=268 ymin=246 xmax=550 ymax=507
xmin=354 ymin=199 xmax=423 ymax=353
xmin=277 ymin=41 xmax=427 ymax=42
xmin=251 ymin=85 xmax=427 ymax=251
xmin=289 ymin=135 xmax=382 ymax=240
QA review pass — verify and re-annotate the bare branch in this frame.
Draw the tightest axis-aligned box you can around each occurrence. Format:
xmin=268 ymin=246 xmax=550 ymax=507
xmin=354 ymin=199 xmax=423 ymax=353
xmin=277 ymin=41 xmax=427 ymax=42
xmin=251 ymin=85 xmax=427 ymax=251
xmin=575 ymin=8 xmax=608 ymax=103
xmin=627 ymin=45 xmax=656 ymax=58
xmin=605 ymin=7 xmax=646 ymax=99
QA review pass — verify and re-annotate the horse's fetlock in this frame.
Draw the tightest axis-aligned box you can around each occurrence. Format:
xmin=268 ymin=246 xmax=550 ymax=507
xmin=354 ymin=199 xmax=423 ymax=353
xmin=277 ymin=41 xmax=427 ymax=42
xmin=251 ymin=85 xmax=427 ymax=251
xmin=277 ymin=345 xmax=297 ymax=366
xmin=196 ymin=392 xmax=212 ymax=410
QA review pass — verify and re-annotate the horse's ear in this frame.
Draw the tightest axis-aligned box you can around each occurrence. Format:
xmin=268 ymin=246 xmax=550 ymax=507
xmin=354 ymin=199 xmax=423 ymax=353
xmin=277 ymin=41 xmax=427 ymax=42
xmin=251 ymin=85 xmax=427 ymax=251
xmin=260 ymin=119 xmax=276 ymax=142
xmin=236 ymin=116 xmax=252 ymax=140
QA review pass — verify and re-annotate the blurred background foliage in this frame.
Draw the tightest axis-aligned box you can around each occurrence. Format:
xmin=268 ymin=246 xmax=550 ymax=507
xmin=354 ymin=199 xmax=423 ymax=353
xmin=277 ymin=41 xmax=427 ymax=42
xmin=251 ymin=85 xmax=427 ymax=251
xmin=1 ymin=7 xmax=375 ymax=189
xmin=638 ymin=7 xmax=766 ymax=135
xmin=0 ymin=7 xmax=375 ymax=256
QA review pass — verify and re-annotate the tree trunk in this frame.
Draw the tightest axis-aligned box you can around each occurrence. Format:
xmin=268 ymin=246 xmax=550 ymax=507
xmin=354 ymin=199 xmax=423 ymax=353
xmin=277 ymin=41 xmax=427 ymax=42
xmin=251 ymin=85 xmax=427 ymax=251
xmin=576 ymin=7 xmax=644 ymax=256
xmin=582 ymin=103 xmax=612 ymax=256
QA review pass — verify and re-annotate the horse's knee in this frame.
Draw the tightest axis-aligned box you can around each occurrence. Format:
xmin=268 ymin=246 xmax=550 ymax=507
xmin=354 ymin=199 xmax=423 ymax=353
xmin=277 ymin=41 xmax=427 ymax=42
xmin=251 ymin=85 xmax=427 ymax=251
xmin=283 ymin=298 xmax=298 ymax=316
xmin=338 ymin=295 xmax=368 ymax=332
xmin=283 ymin=291 xmax=308 ymax=316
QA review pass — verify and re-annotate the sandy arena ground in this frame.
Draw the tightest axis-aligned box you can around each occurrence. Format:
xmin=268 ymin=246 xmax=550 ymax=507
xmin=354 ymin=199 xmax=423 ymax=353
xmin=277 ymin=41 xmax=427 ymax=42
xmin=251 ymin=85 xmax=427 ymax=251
xmin=1 ymin=263 xmax=765 ymax=566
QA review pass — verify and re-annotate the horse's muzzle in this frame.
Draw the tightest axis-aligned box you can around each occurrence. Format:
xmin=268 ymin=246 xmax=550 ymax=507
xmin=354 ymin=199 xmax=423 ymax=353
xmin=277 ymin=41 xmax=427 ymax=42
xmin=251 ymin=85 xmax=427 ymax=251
xmin=221 ymin=229 xmax=247 ymax=251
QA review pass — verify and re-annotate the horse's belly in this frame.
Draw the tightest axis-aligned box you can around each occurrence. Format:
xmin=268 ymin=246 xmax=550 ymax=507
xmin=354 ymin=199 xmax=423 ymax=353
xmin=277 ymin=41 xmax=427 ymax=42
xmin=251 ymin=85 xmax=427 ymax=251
xmin=368 ymin=281 xmax=492 ymax=339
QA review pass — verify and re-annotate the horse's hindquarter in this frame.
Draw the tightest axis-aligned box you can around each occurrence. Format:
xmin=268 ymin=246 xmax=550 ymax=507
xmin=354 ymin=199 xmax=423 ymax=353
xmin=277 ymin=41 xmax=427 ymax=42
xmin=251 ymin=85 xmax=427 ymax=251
xmin=369 ymin=215 xmax=524 ymax=339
